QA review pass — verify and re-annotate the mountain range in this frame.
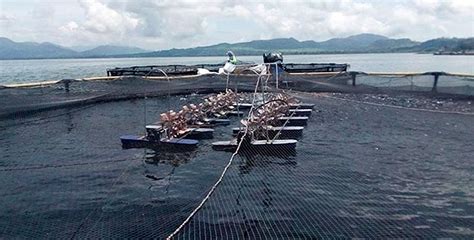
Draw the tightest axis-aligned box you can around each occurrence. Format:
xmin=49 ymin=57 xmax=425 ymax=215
xmin=0 ymin=37 xmax=148 ymax=59
xmin=0 ymin=34 xmax=472 ymax=60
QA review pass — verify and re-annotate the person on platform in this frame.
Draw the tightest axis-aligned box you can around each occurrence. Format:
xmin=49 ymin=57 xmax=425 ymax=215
xmin=227 ymin=51 xmax=237 ymax=64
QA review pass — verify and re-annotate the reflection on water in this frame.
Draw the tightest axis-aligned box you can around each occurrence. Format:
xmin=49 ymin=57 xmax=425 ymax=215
xmin=144 ymin=149 xmax=197 ymax=167
xmin=238 ymin=153 xmax=297 ymax=175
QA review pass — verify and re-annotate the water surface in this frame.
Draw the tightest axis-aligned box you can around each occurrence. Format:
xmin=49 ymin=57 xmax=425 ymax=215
xmin=1 ymin=53 xmax=473 ymax=84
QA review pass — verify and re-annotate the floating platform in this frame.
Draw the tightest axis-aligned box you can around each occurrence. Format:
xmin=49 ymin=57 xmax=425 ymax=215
xmin=276 ymin=116 xmax=309 ymax=126
xmin=288 ymin=109 xmax=312 ymax=117
xmin=107 ymin=63 xmax=348 ymax=77
xmin=107 ymin=64 xmax=222 ymax=76
xmin=251 ymin=139 xmax=298 ymax=152
xmin=289 ymin=103 xmax=315 ymax=110
xmin=120 ymin=135 xmax=198 ymax=151
xmin=226 ymin=110 xmax=245 ymax=116
xmin=212 ymin=139 xmax=238 ymax=152
xmin=146 ymin=125 xmax=214 ymax=139
xmin=283 ymin=63 xmax=348 ymax=73
xmin=183 ymin=128 xmax=214 ymax=139
xmin=203 ymin=118 xmax=231 ymax=125
xmin=232 ymin=126 xmax=304 ymax=139
xmin=233 ymin=103 xmax=253 ymax=109
xmin=212 ymin=139 xmax=298 ymax=152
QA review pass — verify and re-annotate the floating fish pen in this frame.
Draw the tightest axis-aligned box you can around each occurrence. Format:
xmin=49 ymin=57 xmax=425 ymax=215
xmin=283 ymin=63 xmax=348 ymax=73
xmin=107 ymin=63 xmax=349 ymax=76
xmin=1 ymin=62 xmax=474 ymax=239
xmin=119 ymin=62 xmax=316 ymax=156
xmin=107 ymin=64 xmax=223 ymax=76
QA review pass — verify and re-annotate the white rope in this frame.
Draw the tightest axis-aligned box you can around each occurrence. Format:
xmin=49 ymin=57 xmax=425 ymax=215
xmin=166 ymin=71 xmax=264 ymax=240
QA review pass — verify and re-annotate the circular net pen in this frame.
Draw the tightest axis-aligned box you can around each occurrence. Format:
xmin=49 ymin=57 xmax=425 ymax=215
xmin=0 ymin=69 xmax=473 ymax=239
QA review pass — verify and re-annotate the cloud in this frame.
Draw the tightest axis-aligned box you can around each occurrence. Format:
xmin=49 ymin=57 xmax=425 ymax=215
xmin=123 ymin=0 xmax=220 ymax=39
xmin=59 ymin=21 xmax=80 ymax=33
xmin=3 ymin=0 xmax=474 ymax=49
xmin=0 ymin=14 xmax=15 ymax=22
xmin=78 ymin=0 xmax=139 ymax=34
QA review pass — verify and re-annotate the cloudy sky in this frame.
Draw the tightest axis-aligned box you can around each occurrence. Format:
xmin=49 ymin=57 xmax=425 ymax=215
xmin=0 ymin=0 xmax=473 ymax=50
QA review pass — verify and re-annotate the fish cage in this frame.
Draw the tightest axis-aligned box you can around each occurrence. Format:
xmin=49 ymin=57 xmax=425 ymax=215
xmin=1 ymin=65 xmax=473 ymax=239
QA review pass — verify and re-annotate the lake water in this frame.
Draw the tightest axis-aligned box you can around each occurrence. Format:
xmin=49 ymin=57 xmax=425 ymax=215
xmin=1 ymin=94 xmax=473 ymax=238
xmin=0 ymin=53 xmax=473 ymax=84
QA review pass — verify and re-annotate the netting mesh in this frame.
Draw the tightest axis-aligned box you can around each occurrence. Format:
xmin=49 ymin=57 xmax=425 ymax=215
xmin=355 ymin=74 xmax=474 ymax=95
xmin=173 ymin=92 xmax=473 ymax=239
xmin=1 ymin=71 xmax=473 ymax=120
xmin=1 ymin=72 xmax=473 ymax=239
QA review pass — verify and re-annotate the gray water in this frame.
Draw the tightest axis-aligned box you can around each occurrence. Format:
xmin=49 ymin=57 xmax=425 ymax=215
xmin=0 ymin=53 xmax=473 ymax=84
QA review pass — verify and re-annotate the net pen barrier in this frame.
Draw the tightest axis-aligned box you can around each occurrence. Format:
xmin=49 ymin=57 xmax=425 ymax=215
xmin=0 ymin=65 xmax=473 ymax=239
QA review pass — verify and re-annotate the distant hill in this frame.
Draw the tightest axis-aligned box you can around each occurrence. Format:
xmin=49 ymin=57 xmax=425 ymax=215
xmin=131 ymin=34 xmax=420 ymax=57
xmin=81 ymin=45 xmax=148 ymax=57
xmin=406 ymin=38 xmax=474 ymax=52
xmin=315 ymin=33 xmax=390 ymax=51
xmin=0 ymin=34 xmax=472 ymax=59
xmin=367 ymin=38 xmax=420 ymax=51
xmin=0 ymin=39 xmax=148 ymax=59
xmin=0 ymin=37 xmax=78 ymax=59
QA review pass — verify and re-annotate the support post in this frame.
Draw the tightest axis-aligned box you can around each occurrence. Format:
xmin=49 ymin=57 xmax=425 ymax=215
xmin=350 ymin=72 xmax=357 ymax=86
xmin=432 ymin=73 xmax=440 ymax=93
xmin=62 ymin=79 xmax=73 ymax=93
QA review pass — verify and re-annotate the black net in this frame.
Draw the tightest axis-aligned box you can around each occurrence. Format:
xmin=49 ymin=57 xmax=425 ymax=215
xmin=174 ymin=92 xmax=473 ymax=239
xmin=1 ymin=72 xmax=473 ymax=239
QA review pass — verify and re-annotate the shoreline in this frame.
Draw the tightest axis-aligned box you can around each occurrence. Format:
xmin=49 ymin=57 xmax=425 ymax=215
xmin=0 ymin=52 xmax=463 ymax=61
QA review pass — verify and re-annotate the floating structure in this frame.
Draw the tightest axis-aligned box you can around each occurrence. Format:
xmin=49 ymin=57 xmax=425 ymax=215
xmin=289 ymin=109 xmax=312 ymax=116
xmin=120 ymin=135 xmax=199 ymax=151
xmin=120 ymin=62 xmax=317 ymax=154
xmin=213 ymin=89 xmax=314 ymax=153
xmin=120 ymin=90 xmax=240 ymax=150
xmin=107 ymin=63 xmax=348 ymax=76
xmin=232 ymin=126 xmax=304 ymax=139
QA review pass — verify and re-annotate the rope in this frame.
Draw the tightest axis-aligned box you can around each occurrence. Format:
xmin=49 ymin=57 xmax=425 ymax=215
xmin=166 ymin=70 xmax=264 ymax=240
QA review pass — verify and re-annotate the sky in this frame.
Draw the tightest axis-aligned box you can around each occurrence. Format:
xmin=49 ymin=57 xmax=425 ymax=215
xmin=0 ymin=0 xmax=473 ymax=50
